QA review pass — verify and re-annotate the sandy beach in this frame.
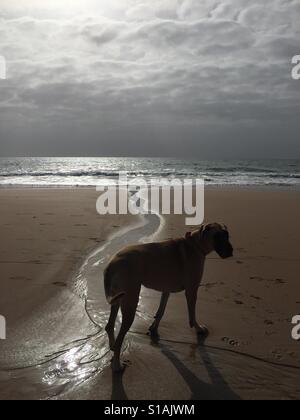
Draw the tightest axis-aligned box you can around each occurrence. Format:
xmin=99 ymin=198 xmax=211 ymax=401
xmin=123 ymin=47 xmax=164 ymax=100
xmin=0 ymin=187 xmax=299 ymax=400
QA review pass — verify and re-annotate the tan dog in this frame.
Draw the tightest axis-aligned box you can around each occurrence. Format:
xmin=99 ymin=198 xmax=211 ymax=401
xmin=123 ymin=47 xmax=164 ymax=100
xmin=104 ymin=223 xmax=233 ymax=372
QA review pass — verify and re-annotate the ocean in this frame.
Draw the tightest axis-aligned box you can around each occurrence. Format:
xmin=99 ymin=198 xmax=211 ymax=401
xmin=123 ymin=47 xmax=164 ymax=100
xmin=0 ymin=158 xmax=299 ymax=188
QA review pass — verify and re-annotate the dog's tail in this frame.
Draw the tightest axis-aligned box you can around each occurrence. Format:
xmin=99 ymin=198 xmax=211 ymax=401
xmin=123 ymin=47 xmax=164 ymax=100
xmin=104 ymin=264 xmax=125 ymax=306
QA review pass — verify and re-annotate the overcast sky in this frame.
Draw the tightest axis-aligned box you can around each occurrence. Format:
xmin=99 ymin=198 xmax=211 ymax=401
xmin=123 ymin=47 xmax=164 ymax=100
xmin=0 ymin=0 xmax=299 ymax=158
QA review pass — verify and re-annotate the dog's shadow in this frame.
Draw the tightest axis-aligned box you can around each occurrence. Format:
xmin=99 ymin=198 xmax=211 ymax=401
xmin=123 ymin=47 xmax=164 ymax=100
xmin=151 ymin=332 xmax=240 ymax=401
xmin=111 ymin=333 xmax=240 ymax=401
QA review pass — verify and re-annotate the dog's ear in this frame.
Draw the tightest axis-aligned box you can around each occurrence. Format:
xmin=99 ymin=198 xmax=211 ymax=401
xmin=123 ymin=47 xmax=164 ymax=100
xmin=185 ymin=232 xmax=192 ymax=239
xmin=198 ymin=223 xmax=211 ymax=238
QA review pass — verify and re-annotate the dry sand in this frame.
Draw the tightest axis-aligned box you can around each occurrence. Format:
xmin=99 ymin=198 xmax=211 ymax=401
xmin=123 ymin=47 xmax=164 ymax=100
xmin=0 ymin=187 xmax=299 ymax=400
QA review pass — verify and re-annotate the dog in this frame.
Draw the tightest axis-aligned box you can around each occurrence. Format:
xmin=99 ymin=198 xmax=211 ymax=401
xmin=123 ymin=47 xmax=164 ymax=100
xmin=104 ymin=222 xmax=233 ymax=372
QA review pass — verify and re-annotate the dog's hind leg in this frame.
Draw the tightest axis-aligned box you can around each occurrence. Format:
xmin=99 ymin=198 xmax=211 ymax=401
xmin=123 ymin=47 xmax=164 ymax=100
xmin=105 ymin=304 xmax=119 ymax=350
xmin=111 ymin=287 xmax=140 ymax=373
xmin=148 ymin=292 xmax=170 ymax=339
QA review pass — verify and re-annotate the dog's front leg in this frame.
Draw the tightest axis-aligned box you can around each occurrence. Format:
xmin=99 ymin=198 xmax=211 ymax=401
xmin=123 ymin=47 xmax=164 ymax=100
xmin=149 ymin=292 xmax=170 ymax=338
xmin=185 ymin=286 xmax=208 ymax=336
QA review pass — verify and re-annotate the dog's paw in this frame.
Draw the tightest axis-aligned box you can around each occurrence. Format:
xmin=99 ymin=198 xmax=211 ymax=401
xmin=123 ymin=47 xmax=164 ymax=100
xmin=196 ymin=324 xmax=209 ymax=337
xmin=148 ymin=323 xmax=159 ymax=336
xmin=148 ymin=330 xmax=160 ymax=339
xmin=148 ymin=328 xmax=159 ymax=337
xmin=148 ymin=326 xmax=161 ymax=344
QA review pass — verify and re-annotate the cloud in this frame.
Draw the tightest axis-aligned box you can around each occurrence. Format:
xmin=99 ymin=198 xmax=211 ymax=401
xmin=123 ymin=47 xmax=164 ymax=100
xmin=0 ymin=0 xmax=299 ymax=157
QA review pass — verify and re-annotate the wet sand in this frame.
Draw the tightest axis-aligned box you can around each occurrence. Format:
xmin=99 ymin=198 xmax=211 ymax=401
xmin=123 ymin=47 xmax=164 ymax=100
xmin=0 ymin=189 xmax=138 ymax=369
xmin=0 ymin=188 xmax=300 ymax=400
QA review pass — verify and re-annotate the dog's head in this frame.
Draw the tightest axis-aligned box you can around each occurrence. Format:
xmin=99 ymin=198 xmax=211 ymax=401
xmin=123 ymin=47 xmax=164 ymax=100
xmin=186 ymin=223 xmax=233 ymax=259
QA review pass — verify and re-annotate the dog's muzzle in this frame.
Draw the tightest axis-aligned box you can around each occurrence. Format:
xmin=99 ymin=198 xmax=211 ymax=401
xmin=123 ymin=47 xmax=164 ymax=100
xmin=215 ymin=242 xmax=234 ymax=259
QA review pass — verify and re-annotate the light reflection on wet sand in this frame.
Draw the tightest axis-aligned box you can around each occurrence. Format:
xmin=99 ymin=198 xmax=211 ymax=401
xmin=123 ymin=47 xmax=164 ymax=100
xmin=0 ymin=213 xmax=161 ymax=400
